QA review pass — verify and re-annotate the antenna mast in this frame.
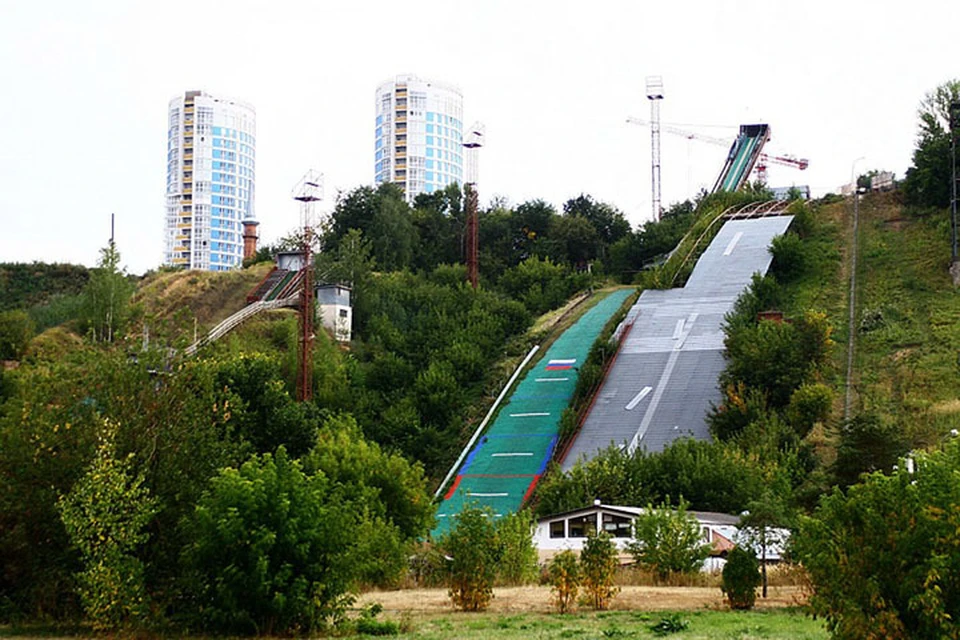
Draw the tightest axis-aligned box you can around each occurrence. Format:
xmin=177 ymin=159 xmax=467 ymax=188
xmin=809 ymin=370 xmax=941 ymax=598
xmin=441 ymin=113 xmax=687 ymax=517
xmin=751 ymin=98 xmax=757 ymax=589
xmin=646 ymin=76 xmax=664 ymax=221
xmin=292 ymin=170 xmax=323 ymax=402
xmin=463 ymin=122 xmax=485 ymax=289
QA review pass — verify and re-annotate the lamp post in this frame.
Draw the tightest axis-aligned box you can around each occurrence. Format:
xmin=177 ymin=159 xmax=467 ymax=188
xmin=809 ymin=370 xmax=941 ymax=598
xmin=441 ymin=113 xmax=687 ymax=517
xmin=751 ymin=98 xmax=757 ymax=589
xmin=950 ymin=101 xmax=959 ymax=263
xmin=845 ymin=157 xmax=865 ymax=421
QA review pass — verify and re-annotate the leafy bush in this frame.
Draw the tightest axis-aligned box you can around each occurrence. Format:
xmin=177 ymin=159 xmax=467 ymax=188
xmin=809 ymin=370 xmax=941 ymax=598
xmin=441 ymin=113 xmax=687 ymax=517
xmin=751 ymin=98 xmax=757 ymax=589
xmin=833 ymin=413 xmax=909 ymax=487
xmin=354 ymin=603 xmax=399 ymax=636
xmin=794 ymin=439 xmax=960 ymax=639
xmin=785 ymin=382 xmax=833 ymax=438
xmin=769 ymin=232 xmax=807 ymax=282
xmin=0 ymin=310 xmax=33 ymax=360
xmin=721 ymin=546 xmax=761 ymax=609
xmin=536 ymin=438 xmax=770 ymax=518
xmin=579 ymin=531 xmax=620 ymax=610
xmin=178 ymin=448 xmax=359 ymax=634
xmin=58 ymin=420 xmax=157 ymax=631
xmin=547 ymin=550 xmax=580 ymax=614
xmin=494 ymin=510 xmax=538 ymax=585
xmin=649 ymin=612 xmax=690 ymax=636
xmin=441 ymin=505 xmax=498 ymax=611
xmin=629 ymin=498 xmax=710 ymax=582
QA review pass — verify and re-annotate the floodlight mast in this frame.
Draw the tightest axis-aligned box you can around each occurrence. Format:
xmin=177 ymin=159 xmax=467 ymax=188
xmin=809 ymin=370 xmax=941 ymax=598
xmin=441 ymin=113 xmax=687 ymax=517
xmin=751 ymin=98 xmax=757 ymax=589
xmin=463 ymin=122 xmax=485 ymax=289
xmin=646 ymin=76 xmax=664 ymax=221
xmin=292 ymin=170 xmax=324 ymax=402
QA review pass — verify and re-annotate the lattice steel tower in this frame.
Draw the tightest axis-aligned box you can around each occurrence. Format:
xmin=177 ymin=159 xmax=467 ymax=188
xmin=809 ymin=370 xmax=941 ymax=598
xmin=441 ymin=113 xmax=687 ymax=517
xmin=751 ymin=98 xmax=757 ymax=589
xmin=292 ymin=170 xmax=323 ymax=402
xmin=646 ymin=76 xmax=664 ymax=221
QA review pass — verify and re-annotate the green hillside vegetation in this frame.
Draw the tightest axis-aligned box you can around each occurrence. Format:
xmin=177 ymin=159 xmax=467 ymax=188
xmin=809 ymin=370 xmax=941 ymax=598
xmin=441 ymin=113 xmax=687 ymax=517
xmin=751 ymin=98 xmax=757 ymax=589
xmin=0 ymin=185 xmax=714 ymax=635
xmin=3 ymin=78 xmax=958 ymax=639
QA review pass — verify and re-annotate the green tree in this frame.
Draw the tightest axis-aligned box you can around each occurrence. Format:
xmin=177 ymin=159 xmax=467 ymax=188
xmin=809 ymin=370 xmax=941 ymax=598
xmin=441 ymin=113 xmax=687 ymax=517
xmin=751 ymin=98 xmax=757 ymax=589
xmin=721 ymin=546 xmax=761 ymax=610
xmin=563 ymin=194 xmax=631 ymax=253
xmin=441 ymin=505 xmax=498 ymax=611
xmin=903 ymin=79 xmax=960 ymax=208
xmin=793 ymin=439 xmax=960 ymax=639
xmin=494 ymin=510 xmax=538 ymax=585
xmin=629 ymin=498 xmax=711 ymax=582
xmin=58 ymin=419 xmax=157 ymax=631
xmin=303 ymin=413 xmax=434 ymax=543
xmin=212 ymin=352 xmax=321 ymax=457
xmin=179 ymin=448 xmax=358 ymax=634
xmin=549 ymin=215 xmax=600 ymax=265
xmin=833 ymin=412 xmax=909 ymax=487
xmin=79 ymin=240 xmax=135 ymax=343
xmin=579 ymin=531 xmax=620 ymax=610
xmin=738 ymin=491 xmax=790 ymax=598
xmin=547 ymin=550 xmax=580 ymax=614
xmin=0 ymin=309 xmax=34 ymax=360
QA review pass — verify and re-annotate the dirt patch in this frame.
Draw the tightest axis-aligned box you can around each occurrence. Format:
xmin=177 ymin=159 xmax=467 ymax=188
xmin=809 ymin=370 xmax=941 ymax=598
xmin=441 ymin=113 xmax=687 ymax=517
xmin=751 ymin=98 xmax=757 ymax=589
xmin=357 ymin=584 xmax=806 ymax=615
xmin=891 ymin=347 xmax=916 ymax=362
xmin=931 ymin=399 xmax=960 ymax=415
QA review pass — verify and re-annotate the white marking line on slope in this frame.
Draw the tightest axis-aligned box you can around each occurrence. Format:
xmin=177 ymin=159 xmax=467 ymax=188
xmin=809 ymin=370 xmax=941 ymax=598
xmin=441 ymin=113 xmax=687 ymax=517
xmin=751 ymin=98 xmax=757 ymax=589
xmin=468 ymin=492 xmax=509 ymax=497
xmin=625 ymin=386 xmax=653 ymax=411
xmin=672 ymin=319 xmax=685 ymax=340
xmin=510 ymin=412 xmax=550 ymax=417
xmin=492 ymin=452 xmax=534 ymax=457
xmin=536 ymin=377 xmax=569 ymax=382
xmin=723 ymin=231 xmax=744 ymax=256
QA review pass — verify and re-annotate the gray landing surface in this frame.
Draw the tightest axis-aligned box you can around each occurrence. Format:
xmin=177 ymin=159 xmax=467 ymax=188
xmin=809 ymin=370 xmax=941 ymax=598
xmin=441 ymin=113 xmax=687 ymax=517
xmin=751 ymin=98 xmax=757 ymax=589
xmin=561 ymin=216 xmax=793 ymax=470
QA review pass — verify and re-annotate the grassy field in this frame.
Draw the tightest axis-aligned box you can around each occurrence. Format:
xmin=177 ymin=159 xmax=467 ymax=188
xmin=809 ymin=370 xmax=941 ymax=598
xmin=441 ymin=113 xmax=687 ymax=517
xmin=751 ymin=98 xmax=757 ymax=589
xmin=379 ymin=609 xmax=826 ymax=639
xmin=351 ymin=585 xmax=825 ymax=639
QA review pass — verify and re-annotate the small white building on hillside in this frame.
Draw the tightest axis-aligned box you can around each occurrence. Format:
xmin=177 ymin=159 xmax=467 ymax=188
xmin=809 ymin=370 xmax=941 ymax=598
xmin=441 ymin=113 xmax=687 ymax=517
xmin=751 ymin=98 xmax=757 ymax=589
xmin=534 ymin=502 xmax=787 ymax=572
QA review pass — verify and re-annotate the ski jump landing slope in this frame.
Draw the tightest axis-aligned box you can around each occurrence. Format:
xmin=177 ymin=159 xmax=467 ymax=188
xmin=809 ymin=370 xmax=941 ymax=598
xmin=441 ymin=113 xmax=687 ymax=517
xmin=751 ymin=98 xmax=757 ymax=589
xmin=432 ymin=288 xmax=633 ymax=537
xmin=561 ymin=216 xmax=793 ymax=471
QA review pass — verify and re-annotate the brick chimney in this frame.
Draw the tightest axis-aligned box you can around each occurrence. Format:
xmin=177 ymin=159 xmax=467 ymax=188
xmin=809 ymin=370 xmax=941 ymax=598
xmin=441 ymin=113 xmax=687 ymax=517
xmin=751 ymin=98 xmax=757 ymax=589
xmin=242 ymin=220 xmax=260 ymax=260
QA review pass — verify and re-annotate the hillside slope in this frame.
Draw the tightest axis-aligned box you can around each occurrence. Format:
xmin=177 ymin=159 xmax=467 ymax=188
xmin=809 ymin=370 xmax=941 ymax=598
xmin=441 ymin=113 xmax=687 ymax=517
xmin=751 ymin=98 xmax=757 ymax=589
xmin=133 ymin=263 xmax=274 ymax=330
xmin=847 ymin=192 xmax=960 ymax=444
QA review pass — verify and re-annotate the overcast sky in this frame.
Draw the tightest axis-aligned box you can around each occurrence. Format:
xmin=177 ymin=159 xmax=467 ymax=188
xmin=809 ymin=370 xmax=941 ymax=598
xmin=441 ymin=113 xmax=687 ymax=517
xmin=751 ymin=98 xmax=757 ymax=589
xmin=1 ymin=0 xmax=956 ymax=274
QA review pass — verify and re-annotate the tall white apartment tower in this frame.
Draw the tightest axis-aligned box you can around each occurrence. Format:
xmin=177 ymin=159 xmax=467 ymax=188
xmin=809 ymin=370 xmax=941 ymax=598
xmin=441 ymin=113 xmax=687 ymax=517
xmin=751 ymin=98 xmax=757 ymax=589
xmin=374 ymin=75 xmax=463 ymax=203
xmin=165 ymin=90 xmax=256 ymax=271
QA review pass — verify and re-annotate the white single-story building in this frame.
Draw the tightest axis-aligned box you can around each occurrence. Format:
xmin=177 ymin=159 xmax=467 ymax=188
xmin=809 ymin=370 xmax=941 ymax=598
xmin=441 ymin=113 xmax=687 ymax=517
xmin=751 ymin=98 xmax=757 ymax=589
xmin=534 ymin=502 xmax=787 ymax=572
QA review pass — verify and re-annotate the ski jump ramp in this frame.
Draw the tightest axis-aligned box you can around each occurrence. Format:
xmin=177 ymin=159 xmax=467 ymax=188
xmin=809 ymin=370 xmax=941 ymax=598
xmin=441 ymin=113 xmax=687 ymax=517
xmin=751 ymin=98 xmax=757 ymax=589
xmin=561 ymin=215 xmax=793 ymax=470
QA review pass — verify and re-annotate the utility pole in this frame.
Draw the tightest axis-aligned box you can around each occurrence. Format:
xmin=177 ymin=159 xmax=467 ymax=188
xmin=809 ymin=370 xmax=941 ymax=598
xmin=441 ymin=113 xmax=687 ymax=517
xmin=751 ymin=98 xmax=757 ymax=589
xmin=646 ymin=76 xmax=664 ymax=221
xmin=292 ymin=171 xmax=323 ymax=402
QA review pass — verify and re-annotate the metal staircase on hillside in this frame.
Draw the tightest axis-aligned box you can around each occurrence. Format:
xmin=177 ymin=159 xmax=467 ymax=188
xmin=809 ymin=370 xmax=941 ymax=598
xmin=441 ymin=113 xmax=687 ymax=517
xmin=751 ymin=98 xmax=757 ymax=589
xmin=184 ymin=295 xmax=299 ymax=356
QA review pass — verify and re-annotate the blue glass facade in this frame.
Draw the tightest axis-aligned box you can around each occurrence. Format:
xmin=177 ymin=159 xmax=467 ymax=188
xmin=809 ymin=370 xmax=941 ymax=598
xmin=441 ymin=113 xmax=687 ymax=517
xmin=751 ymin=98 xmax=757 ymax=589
xmin=374 ymin=76 xmax=463 ymax=203
xmin=165 ymin=91 xmax=255 ymax=271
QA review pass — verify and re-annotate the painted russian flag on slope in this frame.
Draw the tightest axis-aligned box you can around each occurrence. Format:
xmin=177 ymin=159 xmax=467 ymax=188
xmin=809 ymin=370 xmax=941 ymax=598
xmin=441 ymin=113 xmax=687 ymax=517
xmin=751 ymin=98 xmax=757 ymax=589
xmin=545 ymin=358 xmax=576 ymax=371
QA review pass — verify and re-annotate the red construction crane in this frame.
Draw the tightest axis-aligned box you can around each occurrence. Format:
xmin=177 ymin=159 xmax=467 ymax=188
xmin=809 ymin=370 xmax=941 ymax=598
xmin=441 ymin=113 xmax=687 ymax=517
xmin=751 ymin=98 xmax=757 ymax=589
xmin=626 ymin=117 xmax=809 ymax=184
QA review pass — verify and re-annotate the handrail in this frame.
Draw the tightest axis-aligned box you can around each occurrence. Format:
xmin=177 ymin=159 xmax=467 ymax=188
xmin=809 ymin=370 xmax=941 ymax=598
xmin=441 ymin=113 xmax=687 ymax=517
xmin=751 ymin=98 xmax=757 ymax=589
xmin=184 ymin=293 xmax=300 ymax=356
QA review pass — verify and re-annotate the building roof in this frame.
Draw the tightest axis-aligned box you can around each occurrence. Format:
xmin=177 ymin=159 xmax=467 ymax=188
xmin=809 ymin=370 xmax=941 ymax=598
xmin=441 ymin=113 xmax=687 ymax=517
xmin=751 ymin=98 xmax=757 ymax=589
xmin=536 ymin=503 xmax=739 ymax=526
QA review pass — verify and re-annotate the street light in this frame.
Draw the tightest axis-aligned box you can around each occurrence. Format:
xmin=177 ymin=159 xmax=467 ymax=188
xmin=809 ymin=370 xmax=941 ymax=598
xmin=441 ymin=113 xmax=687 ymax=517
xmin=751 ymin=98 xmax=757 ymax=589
xmin=950 ymin=101 xmax=959 ymax=263
xmin=845 ymin=156 xmax=866 ymax=421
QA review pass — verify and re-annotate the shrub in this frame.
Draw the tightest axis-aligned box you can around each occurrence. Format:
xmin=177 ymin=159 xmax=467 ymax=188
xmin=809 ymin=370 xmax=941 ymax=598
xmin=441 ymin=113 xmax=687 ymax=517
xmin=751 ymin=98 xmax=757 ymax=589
xmin=0 ymin=310 xmax=33 ymax=360
xmin=179 ymin=448 xmax=358 ymax=635
xmin=579 ymin=531 xmax=620 ymax=610
xmin=629 ymin=498 xmax=711 ymax=582
xmin=495 ymin=510 xmax=538 ymax=585
xmin=441 ymin=505 xmax=498 ymax=611
xmin=58 ymin=419 xmax=157 ymax=632
xmin=547 ymin=550 xmax=580 ymax=614
xmin=785 ymin=382 xmax=833 ymax=438
xmin=721 ymin=546 xmax=761 ymax=609
xmin=354 ymin=603 xmax=399 ymax=636
xmin=769 ymin=232 xmax=807 ymax=282
xmin=650 ymin=612 xmax=690 ymax=635
xmin=794 ymin=439 xmax=960 ymax=638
